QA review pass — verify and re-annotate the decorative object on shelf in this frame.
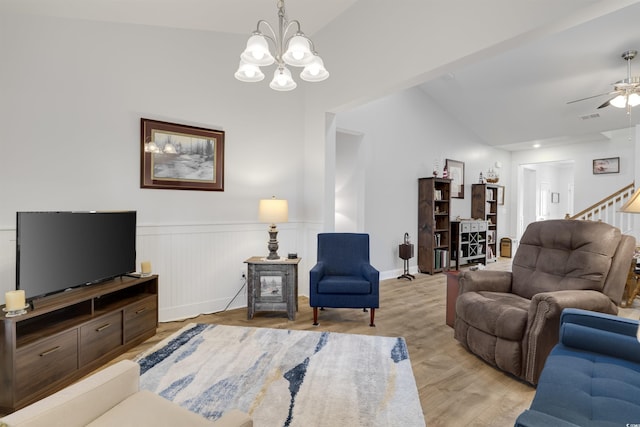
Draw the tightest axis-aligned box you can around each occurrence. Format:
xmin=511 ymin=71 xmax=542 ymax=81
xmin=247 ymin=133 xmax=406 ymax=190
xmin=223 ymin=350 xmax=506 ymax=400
xmin=445 ymin=159 xmax=465 ymax=199
xmin=259 ymin=196 xmax=289 ymax=260
xmin=3 ymin=290 xmax=27 ymax=317
xmin=398 ymin=233 xmax=415 ymax=281
xmin=141 ymin=118 xmax=225 ymax=191
xmin=593 ymin=157 xmax=620 ymax=174
xmin=141 ymin=261 xmax=152 ymax=276
xmin=478 ymin=172 xmax=485 ymax=183
xmin=486 ymin=168 xmax=499 ymax=183
xmin=234 ymin=0 xmax=329 ymax=91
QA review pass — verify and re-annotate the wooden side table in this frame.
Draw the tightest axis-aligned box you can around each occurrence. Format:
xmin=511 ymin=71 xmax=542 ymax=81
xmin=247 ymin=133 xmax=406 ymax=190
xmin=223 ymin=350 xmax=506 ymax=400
xmin=244 ymin=257 xmax=301 ymax=320
xmin=445 ymin=270 xmax=460 ymax=327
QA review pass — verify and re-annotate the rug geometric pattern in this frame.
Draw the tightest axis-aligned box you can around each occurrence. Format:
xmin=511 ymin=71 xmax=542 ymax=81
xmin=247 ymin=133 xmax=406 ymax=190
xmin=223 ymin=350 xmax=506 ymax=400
xmin=135 ymin=324 xmax=425 ymax=426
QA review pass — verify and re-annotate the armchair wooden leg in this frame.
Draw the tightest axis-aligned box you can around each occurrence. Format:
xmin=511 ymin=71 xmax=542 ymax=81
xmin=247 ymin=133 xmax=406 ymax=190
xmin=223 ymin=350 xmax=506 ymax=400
xmin=313 ymin=307 xmax=319 ymax=326
xmin=369 ymin=308 xmax=376 ymax=327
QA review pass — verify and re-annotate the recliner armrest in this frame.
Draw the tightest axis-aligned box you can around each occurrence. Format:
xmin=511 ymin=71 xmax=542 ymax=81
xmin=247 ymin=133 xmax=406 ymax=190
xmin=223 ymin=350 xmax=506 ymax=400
xmin=458 ymin=270 xmax=512 ymax=294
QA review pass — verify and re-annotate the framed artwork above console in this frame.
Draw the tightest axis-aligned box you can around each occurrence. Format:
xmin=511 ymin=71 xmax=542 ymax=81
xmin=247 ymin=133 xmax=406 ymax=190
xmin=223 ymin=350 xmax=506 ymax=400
xmin=140 ymin=118 xmax=225 ymax=191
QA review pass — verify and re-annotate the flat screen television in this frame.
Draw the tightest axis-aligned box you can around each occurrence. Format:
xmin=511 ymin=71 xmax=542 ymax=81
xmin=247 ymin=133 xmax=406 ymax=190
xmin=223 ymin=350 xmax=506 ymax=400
xmin=16 ymin=211 xmax=137 ymax=301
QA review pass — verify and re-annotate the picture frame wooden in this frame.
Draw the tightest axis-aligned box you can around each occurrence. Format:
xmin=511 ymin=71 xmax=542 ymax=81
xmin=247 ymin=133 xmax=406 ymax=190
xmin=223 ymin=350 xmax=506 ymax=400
xmin=141 ymin=118 xmax=225 ymax=191
xmin=592 ymin=157 xmax=619 ymax=175
xmin=445 ymin=159 xmax=465 ymax=199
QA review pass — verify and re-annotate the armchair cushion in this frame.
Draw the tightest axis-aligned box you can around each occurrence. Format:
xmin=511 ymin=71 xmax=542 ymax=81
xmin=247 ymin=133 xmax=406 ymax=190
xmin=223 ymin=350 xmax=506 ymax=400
xmin=512 ymin=220 xmax=625 ymax=300
xmin=317 ymin=276 xmax=372 ymax=294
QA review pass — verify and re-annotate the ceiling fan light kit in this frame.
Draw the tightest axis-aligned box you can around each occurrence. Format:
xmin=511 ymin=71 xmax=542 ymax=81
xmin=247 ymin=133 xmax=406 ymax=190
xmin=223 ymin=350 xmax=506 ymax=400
xmin=234 ymin=0 xmax=329 ymax=91
xmin=569 ymin=49 xmax=640 ymax=110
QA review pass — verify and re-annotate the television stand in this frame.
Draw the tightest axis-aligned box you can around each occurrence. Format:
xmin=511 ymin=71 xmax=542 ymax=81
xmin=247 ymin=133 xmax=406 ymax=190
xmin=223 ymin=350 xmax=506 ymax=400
xmin=0 ymin=274 xmax=158 ymax=414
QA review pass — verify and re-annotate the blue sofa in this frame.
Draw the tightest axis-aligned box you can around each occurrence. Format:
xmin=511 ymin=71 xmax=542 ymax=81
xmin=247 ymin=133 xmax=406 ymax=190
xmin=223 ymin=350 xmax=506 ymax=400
xmin=515 ymin=308 xmax=640 ymax=426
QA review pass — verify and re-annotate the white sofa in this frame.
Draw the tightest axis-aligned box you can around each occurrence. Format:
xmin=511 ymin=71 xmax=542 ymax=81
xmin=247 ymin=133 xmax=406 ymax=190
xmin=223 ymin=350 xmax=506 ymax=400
xmin=0 ymin=360 xmax=252 ymax=427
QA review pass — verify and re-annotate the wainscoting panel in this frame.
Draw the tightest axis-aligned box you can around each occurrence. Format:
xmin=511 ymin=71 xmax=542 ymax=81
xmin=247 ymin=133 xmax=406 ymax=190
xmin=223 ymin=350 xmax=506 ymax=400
xmin=137 ymin=222 xmax=309 ymax=322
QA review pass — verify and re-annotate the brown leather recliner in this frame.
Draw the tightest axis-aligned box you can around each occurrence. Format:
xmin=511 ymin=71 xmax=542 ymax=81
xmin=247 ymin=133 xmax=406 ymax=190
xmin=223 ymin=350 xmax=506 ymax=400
xmin=454 ymin=219 xmax=635 ymax=385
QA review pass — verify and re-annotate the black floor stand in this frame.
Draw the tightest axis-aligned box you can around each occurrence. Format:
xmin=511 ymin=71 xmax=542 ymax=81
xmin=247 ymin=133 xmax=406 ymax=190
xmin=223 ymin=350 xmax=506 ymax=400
xmin=398 ymin=240 xmax=415 ymax=280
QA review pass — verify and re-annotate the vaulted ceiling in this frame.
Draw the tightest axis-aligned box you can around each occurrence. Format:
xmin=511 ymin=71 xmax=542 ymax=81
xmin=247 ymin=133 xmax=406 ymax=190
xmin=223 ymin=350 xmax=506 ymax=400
xmin=5 ymin=0 xmax=640 ymax=151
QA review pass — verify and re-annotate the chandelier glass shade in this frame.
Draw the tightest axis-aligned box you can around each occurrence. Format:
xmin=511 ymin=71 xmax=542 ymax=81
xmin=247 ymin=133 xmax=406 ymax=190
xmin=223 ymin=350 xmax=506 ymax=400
xmin=234 ymin=0 xmax=329 ymax=91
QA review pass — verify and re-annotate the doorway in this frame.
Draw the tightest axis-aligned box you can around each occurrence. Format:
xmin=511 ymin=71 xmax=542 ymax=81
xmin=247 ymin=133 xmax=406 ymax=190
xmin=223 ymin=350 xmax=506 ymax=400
xmin=335 ymin=130 xmax=365 ymax=232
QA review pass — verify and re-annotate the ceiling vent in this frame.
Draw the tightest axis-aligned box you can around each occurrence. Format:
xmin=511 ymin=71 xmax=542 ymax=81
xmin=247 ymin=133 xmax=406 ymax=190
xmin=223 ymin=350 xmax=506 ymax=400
xmin=580 ymin=113 xmax=600 ymax=120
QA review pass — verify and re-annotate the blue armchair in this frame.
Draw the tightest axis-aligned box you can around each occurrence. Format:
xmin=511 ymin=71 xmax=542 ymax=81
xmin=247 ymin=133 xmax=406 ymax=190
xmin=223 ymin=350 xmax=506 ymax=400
xmin=309 ymin=233 xmax=380 ymax=326
xmin=515 ymin=308 xmax=640 ymax=426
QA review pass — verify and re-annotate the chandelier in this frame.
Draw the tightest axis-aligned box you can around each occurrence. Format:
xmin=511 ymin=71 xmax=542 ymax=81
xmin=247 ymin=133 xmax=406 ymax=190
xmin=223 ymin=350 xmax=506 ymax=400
xmin=234 ymin=0 xmax=329 ymax=91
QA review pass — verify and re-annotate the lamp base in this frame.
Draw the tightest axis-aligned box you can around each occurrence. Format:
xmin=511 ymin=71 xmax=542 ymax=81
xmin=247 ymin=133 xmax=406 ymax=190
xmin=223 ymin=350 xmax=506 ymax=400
xmin=266 ymin=225 xmax=280 ymax=260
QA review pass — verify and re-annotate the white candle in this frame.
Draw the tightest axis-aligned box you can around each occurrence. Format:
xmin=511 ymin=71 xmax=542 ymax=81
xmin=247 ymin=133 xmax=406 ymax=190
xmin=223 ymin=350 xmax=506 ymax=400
xmin=5 ymin=290 xmax=26 ymax=311
xmin=141 ymin=261 xmax=152 ymax=275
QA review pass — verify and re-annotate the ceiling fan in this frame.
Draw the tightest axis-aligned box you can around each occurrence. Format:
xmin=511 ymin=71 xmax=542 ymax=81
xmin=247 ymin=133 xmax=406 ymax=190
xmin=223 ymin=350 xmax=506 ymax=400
xmin=568 ymin=49 xmax=640 ymax=110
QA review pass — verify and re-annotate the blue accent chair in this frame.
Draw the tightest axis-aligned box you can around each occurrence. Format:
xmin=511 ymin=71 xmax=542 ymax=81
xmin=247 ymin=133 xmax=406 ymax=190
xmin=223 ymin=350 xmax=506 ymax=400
xmin=515 ymin=308 xmax=640 ymax=426
xmin=309 ymin=233 xmax=380 ymax=326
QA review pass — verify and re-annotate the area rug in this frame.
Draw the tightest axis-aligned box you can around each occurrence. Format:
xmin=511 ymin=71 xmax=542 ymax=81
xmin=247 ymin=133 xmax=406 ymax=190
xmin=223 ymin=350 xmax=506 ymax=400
xmin=134 ymin=324 xmax=425 ymax=427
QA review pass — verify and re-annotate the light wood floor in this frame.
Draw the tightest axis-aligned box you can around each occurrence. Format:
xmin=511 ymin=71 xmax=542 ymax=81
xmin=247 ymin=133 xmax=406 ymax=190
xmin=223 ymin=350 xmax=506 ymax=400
xmin=112 ymin=258 xmax=640 ymax=427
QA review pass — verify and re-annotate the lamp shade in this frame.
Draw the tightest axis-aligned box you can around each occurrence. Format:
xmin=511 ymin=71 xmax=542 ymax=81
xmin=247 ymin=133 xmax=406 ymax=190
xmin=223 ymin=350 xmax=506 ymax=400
xmin=234 ymin=60 xmax=265 ymax=82
xmin=241 ymin=34 xmax=275 ymax=66
xmin=269 ymin=67 xmax=297 ymax=91
xmin=282 ymin=35 xmax=314 ymax=67
xmin=610 ymin=95 xmax=628 ymax=108
xmin=621 ymin=187 xmax=640 ymax=213
xmin=259 ymin=198 xmax=288 ymax=224
xmin=300 ymin=55 xmax=329 ymax=82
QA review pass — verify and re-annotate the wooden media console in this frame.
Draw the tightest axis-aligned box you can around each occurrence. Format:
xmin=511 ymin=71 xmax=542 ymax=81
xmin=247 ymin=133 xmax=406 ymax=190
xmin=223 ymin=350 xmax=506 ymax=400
xmin=0 ymin=274 xmax=158 ymax=413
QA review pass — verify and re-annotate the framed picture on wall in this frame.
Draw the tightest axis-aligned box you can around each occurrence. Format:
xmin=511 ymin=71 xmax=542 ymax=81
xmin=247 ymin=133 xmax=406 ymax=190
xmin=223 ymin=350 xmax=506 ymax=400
xmin=551 ymin=192 xmax=560 ymax=203
xmin=141 ymin=118 xmax=225 ymax=191
xmin=446 ymin=159 xmax=465 ymax=198
xmin=592 ymin=157 xmax=619 ymax=175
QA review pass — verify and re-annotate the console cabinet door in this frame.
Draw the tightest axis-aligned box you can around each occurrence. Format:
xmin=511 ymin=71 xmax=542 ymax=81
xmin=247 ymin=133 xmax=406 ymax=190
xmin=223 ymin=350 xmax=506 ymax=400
xmin=15 ymin=330 xmax=78 ymax=402
xmin=124 ymin=295 xmax=158 ymax=343
xmin=79 ymin=312 xmax=123 ymax=366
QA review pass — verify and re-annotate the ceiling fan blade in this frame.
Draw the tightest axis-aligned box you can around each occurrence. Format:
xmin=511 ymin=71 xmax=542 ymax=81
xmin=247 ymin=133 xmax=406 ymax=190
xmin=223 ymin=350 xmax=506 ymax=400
xmin=597 ymin=96 xmax=617 ymax=109
xmin=566 ymin=91 xmax=615 ymax=104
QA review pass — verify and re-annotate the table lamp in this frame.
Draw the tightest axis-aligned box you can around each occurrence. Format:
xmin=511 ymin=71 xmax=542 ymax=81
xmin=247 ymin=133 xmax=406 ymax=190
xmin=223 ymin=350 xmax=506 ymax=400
xmin=259 ymin=197 xmax=288 ymax=260
xmin=620 ymin=187 xmax=640 ymax=342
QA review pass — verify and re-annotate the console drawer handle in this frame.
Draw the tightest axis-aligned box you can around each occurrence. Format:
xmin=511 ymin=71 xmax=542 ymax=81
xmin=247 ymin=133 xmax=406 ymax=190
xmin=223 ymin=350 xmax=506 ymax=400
xmin=40 ymin=346 xmax=61 ymax=357
xmin=95 ymin=323 xmax=111 ymax=332
xmin=135 ymin=308 xmax=147 ymax=315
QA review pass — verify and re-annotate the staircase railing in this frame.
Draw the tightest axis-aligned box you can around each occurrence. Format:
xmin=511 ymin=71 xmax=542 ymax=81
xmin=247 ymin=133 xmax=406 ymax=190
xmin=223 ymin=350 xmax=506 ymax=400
xmin=569 ymin=182 xmax=635 ymax=233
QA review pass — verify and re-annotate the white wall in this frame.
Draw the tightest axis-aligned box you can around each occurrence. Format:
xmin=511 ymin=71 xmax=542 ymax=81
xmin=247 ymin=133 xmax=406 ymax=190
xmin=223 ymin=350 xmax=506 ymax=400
xmin=336 ymin=88 xmax=511 ymax=276
xmin=0 ymin=12 xmax=309 ymax=320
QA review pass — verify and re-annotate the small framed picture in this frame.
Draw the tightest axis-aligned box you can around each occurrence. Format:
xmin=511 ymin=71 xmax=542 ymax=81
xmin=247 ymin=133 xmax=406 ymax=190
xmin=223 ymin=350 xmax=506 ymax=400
xmin=551 ymin=192 xmax=560 ymax=203
xmin=445 ymin=159 xmax=465 ymax=199
xmin=592 ymin=157 xmax=619 ymax=175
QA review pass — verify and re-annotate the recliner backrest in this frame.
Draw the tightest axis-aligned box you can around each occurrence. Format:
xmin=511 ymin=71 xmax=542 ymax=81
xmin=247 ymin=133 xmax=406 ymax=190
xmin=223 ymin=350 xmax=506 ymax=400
xmin=512 ymin=220 xmax=624 ymax=300
xmin=317 ymin=233 xmax=370 ymax=276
